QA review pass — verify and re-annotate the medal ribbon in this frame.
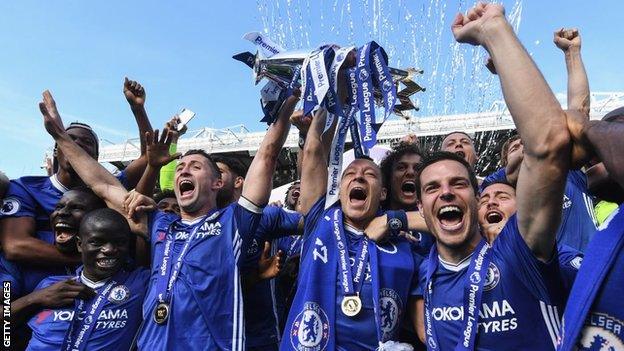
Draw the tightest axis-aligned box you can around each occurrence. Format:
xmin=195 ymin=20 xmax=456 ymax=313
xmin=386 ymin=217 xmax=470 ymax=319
xmin=355 ymin=42 xmax=376 ymax=154
xmin=331 ymin=209 xmax=369 ymax=300
xmin=155 ymin=210 xmax=218 ymax=305
xmin=424 ymin=239 xmax=492 ymax=351
xmin=62 ymin=268 xmax=130 ymax=351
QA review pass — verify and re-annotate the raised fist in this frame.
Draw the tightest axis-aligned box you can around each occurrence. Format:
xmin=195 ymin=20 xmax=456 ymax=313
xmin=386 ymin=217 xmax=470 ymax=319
xmin=123 ymin=77 xmax=146 ymax=107
xmin=452 ymin=2 xmax=506 ymax=46
xmin=554 ymin=28 xmax=581 ymax=52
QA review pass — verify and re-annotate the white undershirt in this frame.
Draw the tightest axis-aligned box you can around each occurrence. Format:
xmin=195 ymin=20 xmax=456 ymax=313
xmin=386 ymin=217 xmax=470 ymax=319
xmin=438 ymin=253 xmax=473 ymax=272
xmin=80 ymin=271 xmax=110 ymax=289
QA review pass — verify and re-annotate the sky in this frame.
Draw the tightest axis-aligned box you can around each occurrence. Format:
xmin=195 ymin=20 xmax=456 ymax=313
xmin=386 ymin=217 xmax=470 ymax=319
xmin=0 ymin=0 xmax=623 ymax=179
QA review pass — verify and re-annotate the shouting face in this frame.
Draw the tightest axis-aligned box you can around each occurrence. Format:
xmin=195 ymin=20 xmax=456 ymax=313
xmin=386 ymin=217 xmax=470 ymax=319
xmin=50 ymin=190 xmax=103 ymax=254
xmin=339 ymin=159 xmax=387 ymax=228
xmin=388 ymin=153 xmax=421 ymax=209
xmin=174 ymin=153 xmax=222 ymax=216
xmin=418 ymin=159 xmax=479 ymax=251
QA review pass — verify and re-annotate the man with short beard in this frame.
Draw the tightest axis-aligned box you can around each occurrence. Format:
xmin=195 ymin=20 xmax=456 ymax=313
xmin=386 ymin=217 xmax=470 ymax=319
xmin=558 ymin=107 xmax=624 ymax=350
xmin=12 ymin=208 xmax=149 ymax=351
xmin=122 ymin=93 xmax=301 ymax=350
xmin=282 ymin=109 xmax=422 ymax=350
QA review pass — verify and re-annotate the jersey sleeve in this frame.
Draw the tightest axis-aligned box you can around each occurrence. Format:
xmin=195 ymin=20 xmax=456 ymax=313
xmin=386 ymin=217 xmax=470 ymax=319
xmin=303 ymin=196 xmax=327 ymax=237
xmin=256 ymin=206 xmax=302 ymax=241
xmin=0 ymin=180 xmax=37 ymax=219
xmin=234 ymin=196 xmax=264 ymax=242
xmin=494 ymin=215 xmax=561 ymax=301
xmin=409 ymin=251 xmax=425 ymax=296
xmin=414 ymin=258 xmax=428 ymax=297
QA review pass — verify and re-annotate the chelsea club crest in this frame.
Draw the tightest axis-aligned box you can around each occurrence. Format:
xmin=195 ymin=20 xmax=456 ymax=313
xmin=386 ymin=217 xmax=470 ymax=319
xmin=379 ymin=288 xmax=402 ymax=340
xmin=108 ymin=285 xmax=130 ymax=304
xmin=290 ymin=302 xmax=330 ymax=351
xmin=483 ymin=262 xmax=501 ymax=291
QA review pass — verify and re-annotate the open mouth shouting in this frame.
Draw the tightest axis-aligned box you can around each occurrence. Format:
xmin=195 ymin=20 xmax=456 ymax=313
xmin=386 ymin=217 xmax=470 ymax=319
xmin=437 ymin=205 xmax=465 ymax=232
xmin=178 ymin=179 xmax=196 ymax=200
xmin=349 ymin=186 xmax=368 ymax=207
xmin=400 ymin=180 xmax=417 ymax=197
xmin=54 ymin=221 xmax=78 ymax=246
xmin=485 ymin=209 xmax=504 ymax=224
xmin=454 ymin=151 xmax=466 ymax=159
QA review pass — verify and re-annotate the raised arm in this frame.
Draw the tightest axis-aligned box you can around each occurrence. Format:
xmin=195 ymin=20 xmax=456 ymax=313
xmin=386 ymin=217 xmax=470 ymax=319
xmin=297 ymin=109 xmax=330 ymax=215
xmin=453 ymin=3 xmax=571 ymax=261
xmin=121 ymin=78 xmax=154 ymax=188
xmin=39 ymin=91 xmax=154 ymax=242
xmin=242 ymin=92 xmax=300 ymax=207
xmin=554 ymin=28 xmax=590 ymax=118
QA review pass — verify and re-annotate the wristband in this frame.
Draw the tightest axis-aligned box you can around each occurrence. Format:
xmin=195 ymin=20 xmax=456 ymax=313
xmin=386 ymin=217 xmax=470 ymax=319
xmin=386 ymin=210 xmax=408 ymax=237
xmin=298 ymin=133 xmax=306 ymax=149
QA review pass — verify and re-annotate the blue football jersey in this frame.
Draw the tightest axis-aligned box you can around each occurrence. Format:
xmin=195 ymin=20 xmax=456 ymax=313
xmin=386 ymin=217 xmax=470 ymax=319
xmin=481 ymin=169 xmax=596 ymax=252
xmin=282 ymin=197 xmax=421 ymax=351
xmin=0 ymin=173 xmax=128 ymax=298
xmin=137 ymin=197 xmax=263 ymax=351
xmin=420 ymin=215 xmax=570 ymax=350
xmin=0 ymin=175 xmax=70 ymax=299
xmin=563 ymin=206 xmax=624 ymax=350
xmin=242 ymin=206 xmax=302 ymax=348
xmin=26 ymin=267 xmax=149 ymax=351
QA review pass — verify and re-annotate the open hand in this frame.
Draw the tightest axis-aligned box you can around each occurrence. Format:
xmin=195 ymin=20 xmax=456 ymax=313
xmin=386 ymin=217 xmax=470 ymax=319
xmin=124 ymin=77 xmax=146 ymax=107
xmin=451 ymin=2 xmax=506 ymax=46
xmin=39 ymin=90 xmax=66 ymax=139
xmin=145 ymin=129 xmax=181 ymax=168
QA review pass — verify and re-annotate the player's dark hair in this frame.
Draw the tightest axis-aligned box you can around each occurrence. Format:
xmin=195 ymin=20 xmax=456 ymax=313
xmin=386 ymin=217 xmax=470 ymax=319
xmin=479 ymin=179 xmax=516 ymax=195
xmin=212 ymin=155 xmax=248 ymax=178
xmin=380 ymin=143 xmax=425 ymax=206
xmin=154 ymin=189 xmax=176 ymax=203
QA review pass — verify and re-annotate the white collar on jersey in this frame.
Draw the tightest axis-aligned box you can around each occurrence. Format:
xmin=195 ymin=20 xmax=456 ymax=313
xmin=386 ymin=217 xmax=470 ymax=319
xmin=344 ymin=223 xmax=365 ymax=236
xmin=50 ymin=174 xmax=69 ymax=194
xmin=181 ymin=216 xmax=206 ymax=226
xmin=438 ymin=253 xmax=473 ymax=272
xmin=80 ymin=271 xmax=110 ymax=289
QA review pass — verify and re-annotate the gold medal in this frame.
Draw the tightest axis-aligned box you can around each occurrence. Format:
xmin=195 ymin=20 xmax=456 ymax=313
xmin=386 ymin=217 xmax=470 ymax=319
xmin=154 ymin=302 xmax=170 ymax=324
xmin=341 ymin=295 xmax=362 ymax=317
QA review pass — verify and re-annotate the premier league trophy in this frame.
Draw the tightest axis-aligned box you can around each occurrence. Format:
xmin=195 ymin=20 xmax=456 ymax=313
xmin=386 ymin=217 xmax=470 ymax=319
xmin=234 ymin=31 xmax=425 ymax=209
xmin=233 ymin=32 xmax=425 ymax=122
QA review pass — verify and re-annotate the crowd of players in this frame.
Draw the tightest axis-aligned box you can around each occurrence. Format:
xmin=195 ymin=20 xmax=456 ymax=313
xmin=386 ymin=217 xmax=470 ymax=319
xmin=1 ymin=3 xmax=623 ymax=350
